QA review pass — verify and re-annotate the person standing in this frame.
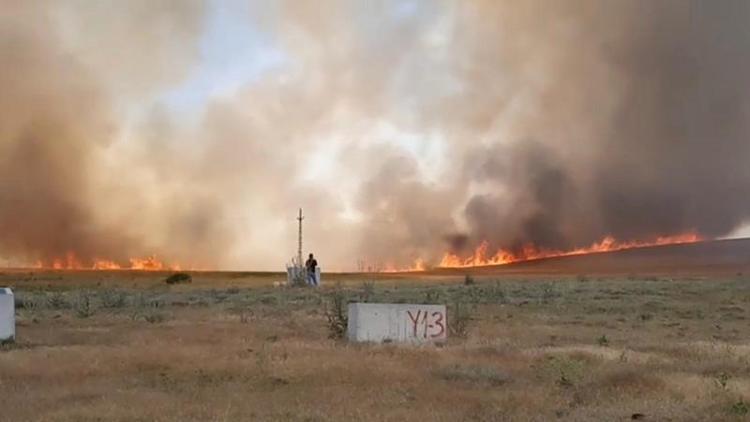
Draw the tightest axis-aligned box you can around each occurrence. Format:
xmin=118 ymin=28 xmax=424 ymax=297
xmin=305 ymin=253 xmax=318 ymax=287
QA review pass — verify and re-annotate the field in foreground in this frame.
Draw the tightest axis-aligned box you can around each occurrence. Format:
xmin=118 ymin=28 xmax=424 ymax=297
xmin=2 ymin=269 xmax=750 ymax=421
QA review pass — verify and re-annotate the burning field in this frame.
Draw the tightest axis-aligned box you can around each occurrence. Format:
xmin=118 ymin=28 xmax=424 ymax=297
xmin=3 ymin=242 xmax=750 ymax=421
xmin=3 ymin=0 xmax=750 ymax=420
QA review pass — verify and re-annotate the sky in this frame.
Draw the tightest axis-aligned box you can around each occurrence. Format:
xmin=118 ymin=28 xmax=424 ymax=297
xmin=161 ymin=1 xmax=285 ymax=115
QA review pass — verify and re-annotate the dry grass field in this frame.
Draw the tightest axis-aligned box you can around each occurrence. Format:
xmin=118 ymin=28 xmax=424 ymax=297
xmin=3 ymin=250 xmax=750 ymax=421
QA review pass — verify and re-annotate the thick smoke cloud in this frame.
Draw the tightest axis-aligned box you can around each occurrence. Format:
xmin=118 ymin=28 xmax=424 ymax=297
xmin=2 ymin=1 xmax=750 ymax=270
xmin=447 ymin=0 xmax=750 ymax=257
xmin=0 ymin=1 xmax=211 ymax=267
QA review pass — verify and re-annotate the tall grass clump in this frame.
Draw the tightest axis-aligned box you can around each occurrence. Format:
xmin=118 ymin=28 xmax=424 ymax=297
xmin=324 ymin=288 xmax=349 ymax=339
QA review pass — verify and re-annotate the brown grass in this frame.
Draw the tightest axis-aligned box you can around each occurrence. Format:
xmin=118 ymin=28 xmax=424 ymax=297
xmin=1 ymin=271 xmax=750 ymax=420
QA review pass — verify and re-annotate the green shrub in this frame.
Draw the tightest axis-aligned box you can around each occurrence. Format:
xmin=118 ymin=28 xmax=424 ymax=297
xmin=730 ymin=400 xmax=749 ymax=416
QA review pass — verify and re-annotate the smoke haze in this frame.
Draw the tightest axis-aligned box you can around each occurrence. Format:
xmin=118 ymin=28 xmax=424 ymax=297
xmin=1 ymin=0 xmax=750 ymax=270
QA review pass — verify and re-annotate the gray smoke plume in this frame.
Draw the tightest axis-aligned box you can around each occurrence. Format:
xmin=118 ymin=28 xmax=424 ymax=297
xmin=443 ymin=0 xmax=750 ymax=258
xmin=1 ymin=1 xmax=750 ymax=270
xmin=0 ymin=1 xmax=213 ymax=267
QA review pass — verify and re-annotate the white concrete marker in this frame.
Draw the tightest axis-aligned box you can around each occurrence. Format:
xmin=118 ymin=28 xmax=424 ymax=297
xmin=0 ymin=288 xmax=15 ymax=342
xmin=347 ymin=303 xmax=447 ymax=344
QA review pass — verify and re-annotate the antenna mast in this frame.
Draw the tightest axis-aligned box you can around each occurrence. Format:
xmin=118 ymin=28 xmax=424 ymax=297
xmin=297 ymin=208 xmax=304 ymax=266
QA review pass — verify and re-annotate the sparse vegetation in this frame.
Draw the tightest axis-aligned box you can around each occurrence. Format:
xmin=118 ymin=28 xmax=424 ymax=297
xmin=73 ymin=292 xmax=95 ymax=318
xmin=435 ymin=365 xmax=510 ymax=386
xmin=715 ymin=372 xmax=731 ymax=390
xmin=46 ymin=291 xmax=68 ymax=309
xmin=423 ymin=287 xmax=442 ymax=304
xmin=730 ymin=400 xmax=750 ymax=416
xmin=360 ymin=281 xmax=375 ymax=303
xmin=448 ymin=299 xmax=473 ymax=338
xmin=143 ymin=309 xmax=167 ymax=324
xmin=2 ymin=271 xmax=750 ymax=421
xmin=324 ymin=287 xmax=349 ymax=339
xmin=99 ymin=289 xmax=127 ymax=308
xmin=540 ymin=355 xmax=587 ymax=388
xmin=597 ymin=334 xmax=610 ymax=347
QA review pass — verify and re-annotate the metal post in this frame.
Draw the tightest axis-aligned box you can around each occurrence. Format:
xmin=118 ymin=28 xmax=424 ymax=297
xmin=297 ymin=208 xmax=304 ymax=267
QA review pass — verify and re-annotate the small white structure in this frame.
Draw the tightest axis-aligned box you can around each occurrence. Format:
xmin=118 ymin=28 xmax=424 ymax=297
xmin=347 ymin=303 xmax=447 ymax=344
xmin=286 ymin=265 xmax=321 ymax=286
xmin=0 ymin=288 xmax=15 ymax=342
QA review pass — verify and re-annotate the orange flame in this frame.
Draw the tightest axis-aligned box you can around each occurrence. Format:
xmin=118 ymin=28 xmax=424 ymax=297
xmin=438 ymin=232 xmax=702 ymax=268
xmin=34 ymin=252 xmax=183 ymax=271
xmin=382 ymin=258 xmax=426 ymax=273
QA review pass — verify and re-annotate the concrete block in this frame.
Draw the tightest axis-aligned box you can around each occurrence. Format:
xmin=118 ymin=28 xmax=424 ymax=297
xmin=347 ymin=303 xmax=447 ymax=344
xmin=0 ymin=288 xmax=14 ymax=342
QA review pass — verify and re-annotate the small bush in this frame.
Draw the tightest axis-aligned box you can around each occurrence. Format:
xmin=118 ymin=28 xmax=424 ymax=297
xmin=47 ymin=292 xmax=68 ymax=309
xmin=99 ymin=289 xmax=126 ymax=308
xmin=324 ymin=288 xmax=349 ymax=339
xmin=424 ymin=288 xmax=443 ymax=304
xmin=360 ymin=281 xmax=375 ymax=303
xmin=131 ymin=296 xmax=168 ymax=323
xmin=540 ymin=284 xmax=559 ymax=304
xmin=165 ymin=273 xmax=192 ymax=285
xmin=557 ymin=372 xmax=574 ymax=388
xmin=715 ymin=372 xmax=730 ymax=390
xmin=730 ymin=400 xmax=749 ymax=416
xmin=538 ymin=355 xmax=587 ymax=388
xmin=0 ymin=337 xmax=16 ymax=348
xmin=488 ymin=284 xmax=507 ymax=304
xmin=74 ymin=293 xmax=95 ymax=318
xmin=448 ymin=299 xmax=473 ymax=338
xmin=238 ymin=309 xmax=251 ymax=324
xmin=597 ymin=334 xmax=610 ymax=347
xmin=21 ymin=296 xmax=40 ymax=312
xmin=143 ymin=310 xmax=167 ymax=324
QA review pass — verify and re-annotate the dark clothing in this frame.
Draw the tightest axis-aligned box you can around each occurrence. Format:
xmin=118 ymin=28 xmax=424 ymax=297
xmin=305 ymin=257 xmax=318 ymax=287
xmin=306 ymin=258 xmax=317 ymax=272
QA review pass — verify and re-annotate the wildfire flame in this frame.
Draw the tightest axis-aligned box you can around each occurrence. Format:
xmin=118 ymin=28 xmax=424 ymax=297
xmin=382 ymin=258 xmax=426 ymax=273
xmin=439 ymin=232 xmax=702 ymax=268
xmin=34 ymin=252 xmax=183 ymax=271
xmin=382 ymin=232 xmax=702 ymax=272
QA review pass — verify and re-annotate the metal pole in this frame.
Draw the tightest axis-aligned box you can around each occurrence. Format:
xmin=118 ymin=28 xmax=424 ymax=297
xmin=297 ymin=208 xmax=303 ymax=267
